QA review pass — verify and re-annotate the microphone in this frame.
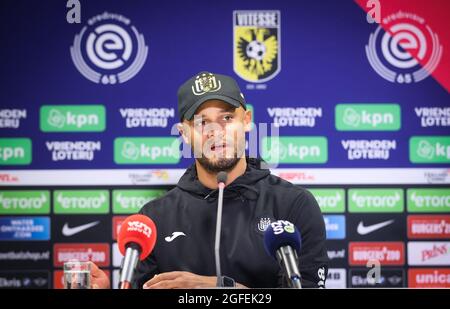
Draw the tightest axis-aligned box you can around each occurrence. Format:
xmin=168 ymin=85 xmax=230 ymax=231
xmin=214 ymin=171 xmax=227 ymax=287
xmin=264 ymin=220 xmax=302 ymax=289
xmin=117 ymin=214 xmax=157 ymax=289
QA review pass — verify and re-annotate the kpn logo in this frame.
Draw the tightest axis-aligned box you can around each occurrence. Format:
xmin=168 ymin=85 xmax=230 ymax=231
xmin=40 ymin=105 xmax=105 ymax=132
xmin=0 ymin=138 xmax=32 ymax=165
xmin=114 ymin=137 xmax=180 ymax=164
xmin=349 ymin=189 xmax=404 ymax=213
xmin=336 ymin=104 xmax=400 ymax=131
xmin=410 ymin=136 xmax=450 ymax=163
xmin=0 ymin=191 xmax=50 ymax=215
xmin=54 ymin=190 xmax=109 ymax=214
xmin=261 ymin=136 xmax=327 ymax=164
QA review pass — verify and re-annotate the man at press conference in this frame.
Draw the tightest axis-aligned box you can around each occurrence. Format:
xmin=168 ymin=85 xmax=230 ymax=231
xmin=89 ymin=71 xmax=328 ymax=289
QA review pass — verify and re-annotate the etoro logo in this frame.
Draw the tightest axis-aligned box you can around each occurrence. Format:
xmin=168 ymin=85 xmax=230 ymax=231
xmin=114 ymin=137 xmax=180 ymax=164
xmin=407 ymin=188 xmax=450 ymax=213
xmin=53 ymin=243 xmax=110 ymax=267
xmin=113 ymin=189 xmax=166 ymax=214
xmin=40 ymin=105 xmax=105 ymax=132
xmin=261 ymin=136 xmax=328 ymax=164
xmin=408 ymin=269 xmax=450 ymax=288
xmin=54 ymin=190 xmax=109 ymax=214
xmin=0 ymin=138 xmax=32 ymax=165
xmin=365 ymin=11 xmax=443 ymax=84
xmin=349 ymin=242 xmax=405 ymax=266
xmin=336 ymin=104 xmax=400 ymax=131
xmin=349 ymin=189 xmax=403 ymax=213
xmin=309 ymin=189 xmax=345 ymax=213
xmin=410 ymin=136 xmax=450 ymax=163
xmin=70 ymin=12 xmax=148 ymax=85
xmin=0 ymin=191 xmax=50 ymax=215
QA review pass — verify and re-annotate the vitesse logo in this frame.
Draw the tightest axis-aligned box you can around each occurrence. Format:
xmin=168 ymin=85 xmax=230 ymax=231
xmin=233 ymin=11 xmax=280 ymax=83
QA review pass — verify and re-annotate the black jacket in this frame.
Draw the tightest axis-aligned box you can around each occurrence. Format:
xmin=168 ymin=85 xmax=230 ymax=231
xmin=134 ymin=158 xmax=328 ymax=288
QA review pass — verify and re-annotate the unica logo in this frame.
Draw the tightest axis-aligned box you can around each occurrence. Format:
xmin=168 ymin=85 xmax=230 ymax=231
xmin=113 ymin=189 xmax=166 ymax=214
xmin=407 ymin=188 xmax=450 ymax=213
xmin=410 ymin=136 xmax=450 ymax=163
xmin=114 ymin=137 xmax=180 ymax=164
xmin=40 ymin=105 xmax=105 ymax=132
xmin=261 ymin=137 xmax=328 ymax=164
xmin=0 ymin=191 xmax=50 ymax=214
xmin=309 ymin=189 xmax=345 ymax=213
xmin=335 ymin=104 xmax=401 ymax=131
xmin=349 ymin=189 xmax=404 ymax=212
xmin=0 ymin=138 xmax=32 ymax=165
xmin=54 ymin=190 xmax=109 ymax=214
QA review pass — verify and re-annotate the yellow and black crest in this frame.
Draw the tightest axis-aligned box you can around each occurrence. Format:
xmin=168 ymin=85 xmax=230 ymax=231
xmin=233 ymin=10 xmax=281 ymax=83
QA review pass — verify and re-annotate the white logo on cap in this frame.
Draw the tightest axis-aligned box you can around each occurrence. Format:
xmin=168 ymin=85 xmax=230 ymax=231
xmin=192 ymin=73 xmax=222 ymax=95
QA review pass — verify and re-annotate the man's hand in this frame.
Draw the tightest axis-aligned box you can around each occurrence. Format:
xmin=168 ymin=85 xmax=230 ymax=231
xmin=143 ymin=271 xmax=248 ymax=289
xmin=89 ymin=262 xmax=110 ymax=289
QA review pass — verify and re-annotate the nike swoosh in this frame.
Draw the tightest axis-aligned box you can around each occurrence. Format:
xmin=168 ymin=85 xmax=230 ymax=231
xmin=165 ymin=232 xmax=186 ymax=242
xmin=62 ymin=221 xmax=100 ymax=237
xmin=357 ymin=220 xmax=394 ymax=235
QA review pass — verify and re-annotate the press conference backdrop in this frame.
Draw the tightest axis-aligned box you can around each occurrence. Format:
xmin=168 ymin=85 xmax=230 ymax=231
xmin=0 ymin=0 xmax=449 ymax=289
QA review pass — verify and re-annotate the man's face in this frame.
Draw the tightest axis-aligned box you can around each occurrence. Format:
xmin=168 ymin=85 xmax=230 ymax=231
xmin=179 ymin=100 xmax=252 ymax=173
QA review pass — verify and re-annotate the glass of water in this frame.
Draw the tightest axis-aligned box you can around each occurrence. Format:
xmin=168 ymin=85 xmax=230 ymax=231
xmin=63 ymin=261 xmax=91 ymax=289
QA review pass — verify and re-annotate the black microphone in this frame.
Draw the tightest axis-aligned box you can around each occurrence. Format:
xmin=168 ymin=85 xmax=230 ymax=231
xmin=264 ymin=220 xmax=302 ymax=288
xmin=214 ymin=171 xmax=227 ymax=287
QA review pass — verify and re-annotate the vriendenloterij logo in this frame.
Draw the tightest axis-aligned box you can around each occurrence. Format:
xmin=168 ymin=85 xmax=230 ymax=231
xmin=114 ymin=137 xmax=180 ymax=164
xmin=0 ymin=138 xmax=32 ymax=165
xmin=70 ymin=12 xmax=148 ymax=85
xmin=365 ymin=11 xmax=443 ymax=84
xmin=410 ymin=136 xmax=450 ymax=163
xmin=336 ymin=104 xmax=401 ymax=131
xmin=40 ymin=105 xmax=105 ymax=132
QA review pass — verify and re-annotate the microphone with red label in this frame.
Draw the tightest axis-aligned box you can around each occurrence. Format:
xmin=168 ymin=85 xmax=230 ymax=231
xmin=117 ymin=214 xmax=157 ymax=289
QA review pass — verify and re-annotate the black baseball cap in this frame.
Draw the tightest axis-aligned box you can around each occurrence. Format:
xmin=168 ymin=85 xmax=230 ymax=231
xmin=177 ymin=71 xmax=246 ymax=121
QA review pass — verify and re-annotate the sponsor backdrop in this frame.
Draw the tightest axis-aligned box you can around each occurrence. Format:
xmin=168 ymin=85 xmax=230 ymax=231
xmin=0 ymin=0 xmax=449 ymax=288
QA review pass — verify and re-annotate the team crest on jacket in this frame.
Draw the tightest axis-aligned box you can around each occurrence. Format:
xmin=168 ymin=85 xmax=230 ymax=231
xmin=257 ymin=217 xmax=272 ymax=232
xmin=233 ymin=10 xmax=281 ymax=83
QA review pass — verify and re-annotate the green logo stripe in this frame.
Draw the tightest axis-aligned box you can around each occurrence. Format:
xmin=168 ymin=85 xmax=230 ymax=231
xmin=54 ymin=190 xmax=109 ymax=214
xmin=309 ymin=189 xmax=345 ymax=213
xmin=0 ymin=191 xmax=50 ymax=214
xmin=113 ymin=189 xmax=166 ymax=214
xmin=348 ymin=188 xmax=404 ymax=212
xmin=0 ymin=138 xmax=32 ymax=165
xmin=409 ymin=136 xmax=450 ymax=163
xmin=336 ymin=104 xmax=401 ymax=131
xmin=261 ymin=136 xmax=328 ymax=164
xmin=40 ymin=105 xmax=105 ymax=132
xmin=114 ymin=137 xmax=180 ymax=164
xmin=407 ymin=188 xmax=450 ymax=212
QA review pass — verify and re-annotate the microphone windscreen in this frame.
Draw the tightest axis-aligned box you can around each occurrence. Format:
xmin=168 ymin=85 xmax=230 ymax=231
xmin=264 ymin=220 xmax=301 ymax=260
xmin=217 ymin=171 xmax=227 ymax=184
xmin=118 ymin=214 xmax=157 ymax=261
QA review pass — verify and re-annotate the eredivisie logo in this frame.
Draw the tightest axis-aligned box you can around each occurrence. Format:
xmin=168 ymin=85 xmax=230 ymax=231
xmin=233 ymin=11 xmax=280 ymax=83
xmin=70 ymin=12 xmax=148 ymax=85
xmin=366 ymin=11 xmax=442 ymax=84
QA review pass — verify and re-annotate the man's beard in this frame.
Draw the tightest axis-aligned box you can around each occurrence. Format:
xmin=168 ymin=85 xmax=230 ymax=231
xmin=197 ymin=151 xmax=241 ymax=174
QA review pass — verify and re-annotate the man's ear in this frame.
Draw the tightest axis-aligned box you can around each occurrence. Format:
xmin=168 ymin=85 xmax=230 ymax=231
xmin=244 ymin=109 xmax=252 ymax=132
xmin=177 ymin=122 xmax=190 ymax=144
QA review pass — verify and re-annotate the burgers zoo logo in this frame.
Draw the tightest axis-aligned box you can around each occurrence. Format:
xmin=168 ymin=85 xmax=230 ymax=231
xmin=366 ymin=11 xmax=442 ymax=84
xmin=71 ymin=12 xmax=148 ymax=85
xmin=233 ymin=11 xmax=280 ymax=83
